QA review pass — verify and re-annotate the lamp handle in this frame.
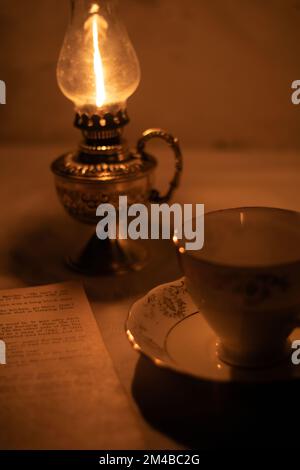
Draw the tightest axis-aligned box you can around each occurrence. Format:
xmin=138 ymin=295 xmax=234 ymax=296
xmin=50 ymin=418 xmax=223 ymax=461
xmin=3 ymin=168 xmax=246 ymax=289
xmin=137 ymin=128 xmax=183 ymax=203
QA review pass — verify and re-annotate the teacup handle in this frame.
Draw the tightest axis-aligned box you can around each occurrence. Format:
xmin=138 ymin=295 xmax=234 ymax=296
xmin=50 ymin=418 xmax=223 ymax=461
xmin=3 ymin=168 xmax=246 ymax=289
xmin=137 ymin=128 xmax=183 ymax=203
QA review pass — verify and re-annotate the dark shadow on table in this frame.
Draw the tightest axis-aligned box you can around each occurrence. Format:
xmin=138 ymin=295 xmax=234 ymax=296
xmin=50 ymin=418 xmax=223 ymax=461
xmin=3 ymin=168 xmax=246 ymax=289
xmin=7 ymin=215 xmax=181 ymax=301
xmin=132 ymin=355 xmax=300 ymax=449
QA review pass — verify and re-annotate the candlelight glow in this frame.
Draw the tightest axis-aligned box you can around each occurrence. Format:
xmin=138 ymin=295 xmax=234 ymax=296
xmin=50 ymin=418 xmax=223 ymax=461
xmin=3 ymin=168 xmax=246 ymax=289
xmin=57 ymin=0 xmax=141 ymax=113
xmin=240 ymin=211 xmax=245 ymax=226
xmin=91 ymin=11 xmax=106 ymax=107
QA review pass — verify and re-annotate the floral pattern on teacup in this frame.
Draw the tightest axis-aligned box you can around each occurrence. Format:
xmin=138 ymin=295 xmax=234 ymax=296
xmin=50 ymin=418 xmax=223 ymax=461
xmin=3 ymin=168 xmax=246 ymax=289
xmin=234 ymin=274 xmax=290 ymax=306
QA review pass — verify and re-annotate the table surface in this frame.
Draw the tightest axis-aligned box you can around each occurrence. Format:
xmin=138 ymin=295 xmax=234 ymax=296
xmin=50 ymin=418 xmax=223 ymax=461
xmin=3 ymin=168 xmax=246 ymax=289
xmin=1 ymin=144 xmax=300 ymax=449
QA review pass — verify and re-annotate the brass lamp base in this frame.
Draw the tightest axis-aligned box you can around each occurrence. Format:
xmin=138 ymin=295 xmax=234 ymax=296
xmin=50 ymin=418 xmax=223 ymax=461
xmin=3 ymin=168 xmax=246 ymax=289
xmin=66 ymin=233 xmax=148 ymax=276
xmin=51 ymin=108 xmax=182 ymax=277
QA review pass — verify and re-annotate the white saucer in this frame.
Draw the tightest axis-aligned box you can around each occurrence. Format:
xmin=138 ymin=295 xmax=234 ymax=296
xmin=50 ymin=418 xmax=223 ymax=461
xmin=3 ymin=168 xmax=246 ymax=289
xmin=126 ymin=277 xmax=300 ymax=383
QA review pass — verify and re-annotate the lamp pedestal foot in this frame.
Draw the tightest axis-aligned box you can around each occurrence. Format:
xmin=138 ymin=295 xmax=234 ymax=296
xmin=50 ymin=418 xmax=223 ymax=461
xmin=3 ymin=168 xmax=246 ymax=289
xmin=66 ymin=232 xmax=148 ymax=276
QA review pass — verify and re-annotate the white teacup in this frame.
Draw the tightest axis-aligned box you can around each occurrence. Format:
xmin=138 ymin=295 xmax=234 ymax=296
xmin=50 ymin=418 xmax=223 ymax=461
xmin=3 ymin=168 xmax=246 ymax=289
xmin=175 ymin=207 xmax=300 ymax=368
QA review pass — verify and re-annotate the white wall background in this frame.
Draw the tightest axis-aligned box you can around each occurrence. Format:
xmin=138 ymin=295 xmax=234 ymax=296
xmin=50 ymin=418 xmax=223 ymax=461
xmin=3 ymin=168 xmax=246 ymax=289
xmin=0 ymin=0 xmax=300 ymax=149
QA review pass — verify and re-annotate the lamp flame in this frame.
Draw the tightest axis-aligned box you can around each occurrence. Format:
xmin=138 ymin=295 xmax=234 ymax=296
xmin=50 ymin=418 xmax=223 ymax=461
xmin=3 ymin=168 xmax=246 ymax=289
xmin=92 ymin=14 xmax=106 ymax=107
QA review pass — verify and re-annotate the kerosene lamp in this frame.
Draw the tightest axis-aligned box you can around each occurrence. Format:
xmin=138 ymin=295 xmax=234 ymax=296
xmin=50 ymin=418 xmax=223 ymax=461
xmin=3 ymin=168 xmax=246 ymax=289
xmin=51 ymin=0 xmax=183 ymax=275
